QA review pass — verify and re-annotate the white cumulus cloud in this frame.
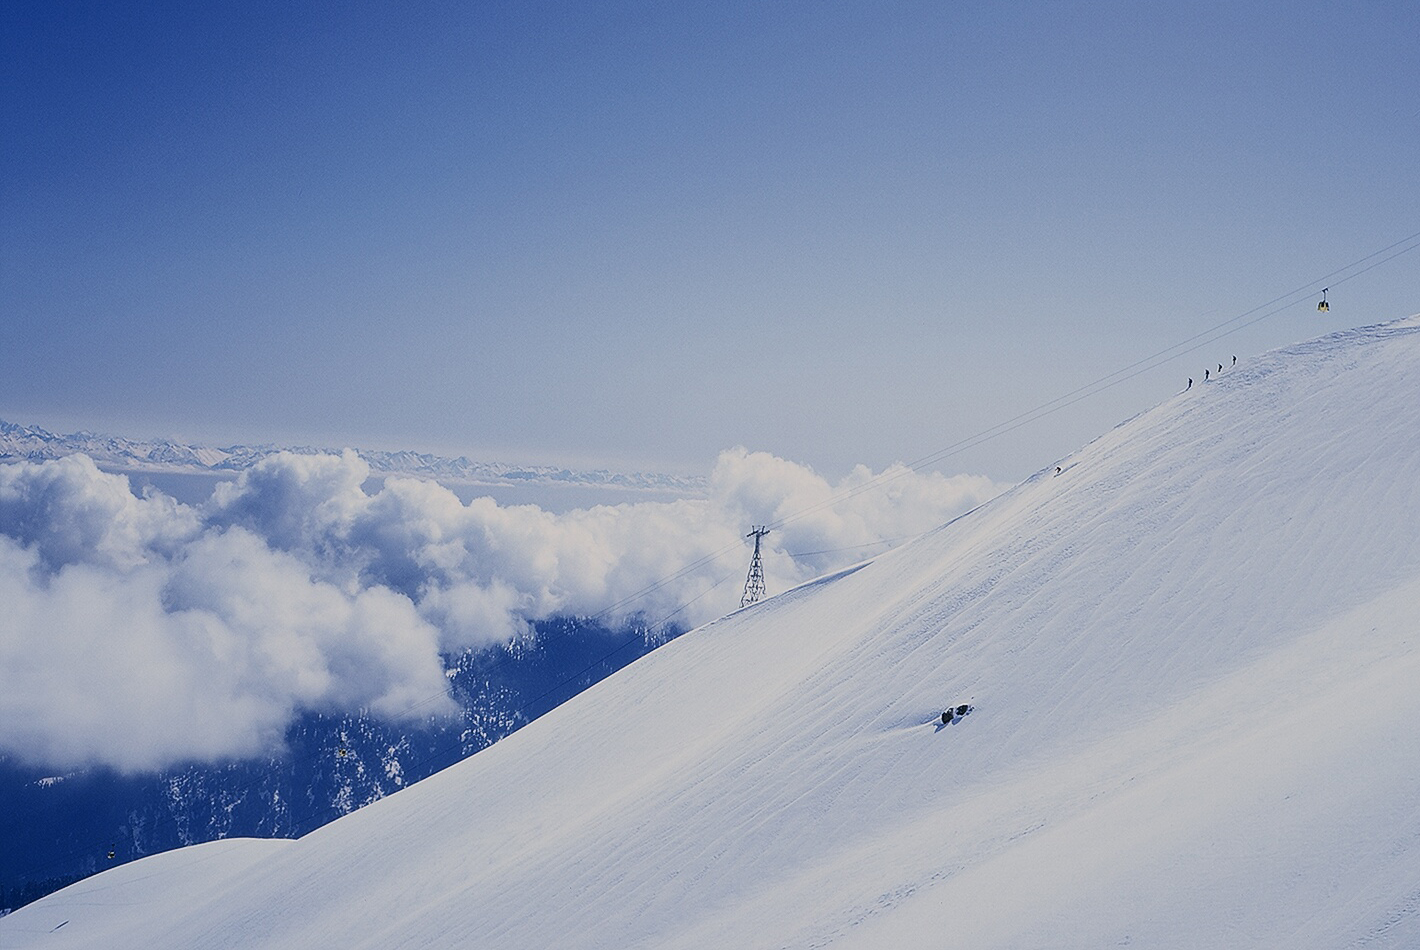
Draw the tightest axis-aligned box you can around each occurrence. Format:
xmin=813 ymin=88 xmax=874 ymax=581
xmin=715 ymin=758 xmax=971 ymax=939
xmin=0 ymin=448 xmax=1005 ymax=772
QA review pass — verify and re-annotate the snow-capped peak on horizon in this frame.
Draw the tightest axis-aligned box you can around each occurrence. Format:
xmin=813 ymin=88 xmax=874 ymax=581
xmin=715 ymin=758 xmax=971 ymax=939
xmin=0 ymin=417 xmax=708 ymax=495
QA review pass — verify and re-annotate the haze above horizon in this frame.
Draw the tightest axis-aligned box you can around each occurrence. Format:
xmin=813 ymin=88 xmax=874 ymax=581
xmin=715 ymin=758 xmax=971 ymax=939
xmin=3 ymin=0 xmax=1417 ymax=481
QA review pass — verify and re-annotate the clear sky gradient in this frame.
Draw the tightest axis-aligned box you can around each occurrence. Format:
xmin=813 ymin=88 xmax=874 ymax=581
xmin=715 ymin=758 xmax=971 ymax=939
xmin=3 ymin=0 xmax=1417 ymax=481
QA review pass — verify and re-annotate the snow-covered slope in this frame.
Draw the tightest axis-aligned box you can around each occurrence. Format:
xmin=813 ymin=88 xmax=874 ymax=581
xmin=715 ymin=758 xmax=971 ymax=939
xmin=6 ymin=318 xmax=1420 ymax=949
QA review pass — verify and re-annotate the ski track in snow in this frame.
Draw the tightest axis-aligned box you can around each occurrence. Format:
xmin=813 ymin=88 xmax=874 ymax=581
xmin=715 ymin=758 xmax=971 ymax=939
xmin=4 ymin=316 xmax=1420 ymax=949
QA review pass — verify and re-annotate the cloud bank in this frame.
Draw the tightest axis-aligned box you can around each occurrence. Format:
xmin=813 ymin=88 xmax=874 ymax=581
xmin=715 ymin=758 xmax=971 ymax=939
xmin=0 ymin=449 xmax=1004 ymax=772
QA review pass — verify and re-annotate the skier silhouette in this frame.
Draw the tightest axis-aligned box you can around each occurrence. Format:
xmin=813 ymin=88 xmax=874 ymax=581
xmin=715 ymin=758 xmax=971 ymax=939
xmin=1186 ymin=377 xmax=1193 ymax=390
xmin=1205 ymin=369 xmax=1210 ymax=381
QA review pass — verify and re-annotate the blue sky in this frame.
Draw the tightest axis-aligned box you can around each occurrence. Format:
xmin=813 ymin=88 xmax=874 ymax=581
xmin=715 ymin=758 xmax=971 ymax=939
xmin=3 ymin=0 xmax=1417 ymax=481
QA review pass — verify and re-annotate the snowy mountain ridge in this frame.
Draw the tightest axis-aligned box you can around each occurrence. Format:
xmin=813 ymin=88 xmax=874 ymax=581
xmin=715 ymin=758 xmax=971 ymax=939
xmin=0 ymin=419 xmax=705 ymax=495
xmin=5 ymin=316 xmax=1420 ymax=949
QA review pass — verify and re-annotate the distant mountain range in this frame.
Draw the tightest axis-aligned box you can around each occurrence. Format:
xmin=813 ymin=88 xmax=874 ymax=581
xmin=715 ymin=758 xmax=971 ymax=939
xmin=0 ymin=419 xmax=705 ymax=496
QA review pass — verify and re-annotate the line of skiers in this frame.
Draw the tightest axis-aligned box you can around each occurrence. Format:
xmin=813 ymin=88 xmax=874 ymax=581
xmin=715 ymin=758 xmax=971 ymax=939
xmin=1186 ymin=354 xmax=1236 ymax=391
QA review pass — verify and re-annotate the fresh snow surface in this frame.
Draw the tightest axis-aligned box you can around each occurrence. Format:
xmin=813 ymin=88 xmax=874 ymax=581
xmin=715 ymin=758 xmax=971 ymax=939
xmin=6 ymin=318 xmax=1420 ymax=949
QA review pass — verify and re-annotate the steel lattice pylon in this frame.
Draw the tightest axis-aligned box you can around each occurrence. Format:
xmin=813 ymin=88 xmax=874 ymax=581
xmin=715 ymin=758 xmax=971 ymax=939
xmin=741 ymin=526 xmax=770 ymax=607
